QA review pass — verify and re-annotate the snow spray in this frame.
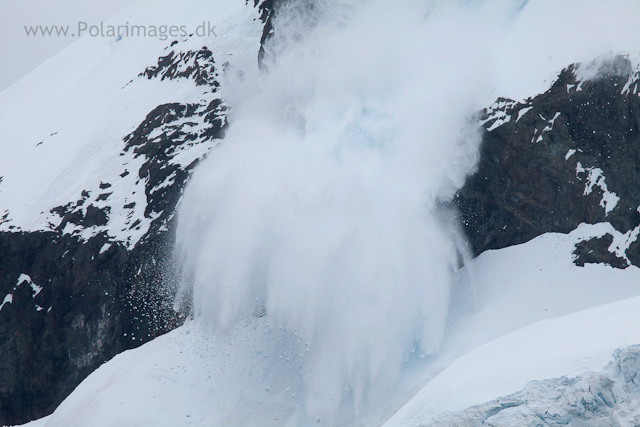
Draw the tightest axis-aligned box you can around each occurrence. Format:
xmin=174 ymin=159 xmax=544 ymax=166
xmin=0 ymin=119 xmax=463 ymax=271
xmin=177 ymin=0 xmax=523 ymax=422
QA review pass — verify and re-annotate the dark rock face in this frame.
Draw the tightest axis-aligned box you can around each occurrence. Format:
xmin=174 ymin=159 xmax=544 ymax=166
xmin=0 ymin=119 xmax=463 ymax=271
xmin=257 ymin=0 xmax=277 ymax=65
xmin=257 ymin=0 xmax=320 ymax=68
xmin=0 ymin=2 xmax=279 ymax=422
xmin=139 ymin=47 xmax=219 ymax=87
xmin=122 ymin=99 xmax=227 ymax=224
xmin=0 ymin=42 xmax=229 ymax=426
xmin=455 ymin=56 xmax=640 ymax=268
xmin=573 ymin=234 xmax=629 ymax=269
xmin=0 ymin=230 xmax=180 ymax=425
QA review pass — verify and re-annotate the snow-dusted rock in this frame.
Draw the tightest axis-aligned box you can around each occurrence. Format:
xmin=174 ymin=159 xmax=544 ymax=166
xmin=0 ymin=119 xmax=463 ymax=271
xmin=456 ymin=55 xmax=640 ymax=269
xmin=0 ymin=1 xmax=272 ymax=424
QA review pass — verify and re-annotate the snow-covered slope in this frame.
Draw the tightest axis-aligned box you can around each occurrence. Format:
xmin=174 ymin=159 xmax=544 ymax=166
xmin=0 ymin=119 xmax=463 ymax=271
xmin=0 ymin=0 xmax=264 ymax=248
xmin=33 ymin=226 xmax=640 ymax=427
xmin=5 ymin=0 xmax=640 ymax=425
xmin=434 ymin=345 xmax=640 ymax=426
xmin=385 ymin=299 xmax=640 ymax=427
xmin=0 ymin=1 xmax=270 ymax=424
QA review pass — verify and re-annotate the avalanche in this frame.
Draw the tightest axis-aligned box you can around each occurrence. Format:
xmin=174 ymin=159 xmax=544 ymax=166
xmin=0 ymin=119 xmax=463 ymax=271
xmin=32 ymin=227 xmax=640 ymax=426
xmin=4 ymin=0 xmax=640 ymax=426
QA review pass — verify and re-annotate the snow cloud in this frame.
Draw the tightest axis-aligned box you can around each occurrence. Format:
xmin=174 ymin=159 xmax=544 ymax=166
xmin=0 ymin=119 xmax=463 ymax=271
xmin=176 ymin=0 xmax=523 ymax=421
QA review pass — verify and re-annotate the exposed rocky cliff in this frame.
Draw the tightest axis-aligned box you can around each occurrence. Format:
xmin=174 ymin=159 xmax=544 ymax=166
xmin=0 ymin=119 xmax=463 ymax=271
xmin=3 ymin=1 xmax=640 ymax=424
xmin=0 ymin=1 xmax=282 ymax=423
xmin=0 ymin=16 xmax=271 ymax=426
xmin=455 ymin=55 xmax=640 ymax=269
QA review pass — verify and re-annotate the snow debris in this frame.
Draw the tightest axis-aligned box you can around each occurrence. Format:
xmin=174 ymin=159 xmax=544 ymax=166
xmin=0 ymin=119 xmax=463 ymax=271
xmin=487 ymin=114 xmax=511 ymax=131
xmin=542 ymin=112 xmax=561 ymax=132
xmin=621 ymin=63 xmax=640 ymax=95
xmin=576 ymin=162 xmax=620 ymax=215
xmin=565 ymin=149 xmax=576 ymax=160
xmin=516 ymin=106 xmax=532 ymax=122
xmin=0 ymin=294 xmax=13 ymax=311
xmin=42 ymin=225 xmax=640 ymax=427
xmin=17 ymin=274 xmax=42 ymax=298
xmin=481 ymin=99 xmax=519 ymax=131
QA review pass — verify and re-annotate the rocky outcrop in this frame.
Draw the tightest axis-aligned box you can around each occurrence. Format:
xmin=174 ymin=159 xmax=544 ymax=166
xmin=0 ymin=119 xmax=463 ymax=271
xmin=0 ymin=42 xmax=228 ymax=426
xmin=455 ymin=55 xmax=640 ymax=268
xmin=138 ymin=46 xmax=219 ymax=87
xmin=0 ymin=229 xmax=179 ymax=424
xmin=429 ymin=345 xmax=640 ymax=426
xmin=0 ymin=1 xmax=279 ymax=423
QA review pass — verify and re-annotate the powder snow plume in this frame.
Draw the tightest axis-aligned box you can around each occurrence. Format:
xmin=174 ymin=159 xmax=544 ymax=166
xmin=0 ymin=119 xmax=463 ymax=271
xmin=176 ymin=0 xmax=524 ymax=422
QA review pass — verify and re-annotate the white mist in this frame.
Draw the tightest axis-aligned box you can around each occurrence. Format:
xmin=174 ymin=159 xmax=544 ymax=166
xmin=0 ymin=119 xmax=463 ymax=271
xmin=176 ymin=0 xmax=521 ymax=422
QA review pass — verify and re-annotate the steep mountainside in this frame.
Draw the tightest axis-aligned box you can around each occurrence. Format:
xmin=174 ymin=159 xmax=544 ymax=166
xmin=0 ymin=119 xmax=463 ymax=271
xmin=0 ymin=1 xmax=273 ymax=424
xmin=36 ymin=224 xmax=640 ymax=427
xmin=456 ymin=55 xmax=640 ymax=269
xmin=3 ymin=0 xmax=640 ymax=426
